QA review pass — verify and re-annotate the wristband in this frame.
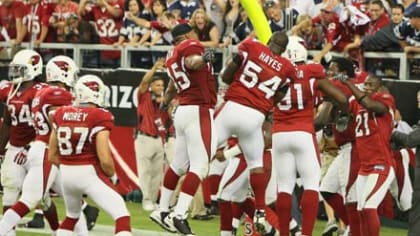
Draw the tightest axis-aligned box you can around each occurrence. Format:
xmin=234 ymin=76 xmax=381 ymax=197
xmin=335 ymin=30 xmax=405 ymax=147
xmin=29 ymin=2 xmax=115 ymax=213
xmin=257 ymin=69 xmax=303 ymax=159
xmin=110 ymin=174 xmax=118 ymax=184
xmin=223 ymin=145 xmax=242 ymax=159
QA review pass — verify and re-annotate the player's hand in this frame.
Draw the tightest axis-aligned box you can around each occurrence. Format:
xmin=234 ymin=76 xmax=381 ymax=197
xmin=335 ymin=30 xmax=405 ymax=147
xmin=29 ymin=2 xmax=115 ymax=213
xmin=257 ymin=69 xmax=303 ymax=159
xmin=14 ymin=147 xmax=29 ymax=165
xmin=203 ymin=48 xmax=215 ymax=63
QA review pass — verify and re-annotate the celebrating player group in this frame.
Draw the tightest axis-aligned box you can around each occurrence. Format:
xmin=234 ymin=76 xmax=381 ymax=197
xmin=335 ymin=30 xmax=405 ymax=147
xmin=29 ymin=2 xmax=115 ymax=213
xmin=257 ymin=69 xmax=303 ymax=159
xmin=0 ymin=23 xmax=412 ymax=236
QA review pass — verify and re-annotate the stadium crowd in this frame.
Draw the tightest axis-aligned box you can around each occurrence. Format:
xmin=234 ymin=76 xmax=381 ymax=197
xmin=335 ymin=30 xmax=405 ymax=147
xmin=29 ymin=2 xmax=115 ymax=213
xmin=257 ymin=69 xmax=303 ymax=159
xmin=1 ymin=0 xmax=420 ymax=236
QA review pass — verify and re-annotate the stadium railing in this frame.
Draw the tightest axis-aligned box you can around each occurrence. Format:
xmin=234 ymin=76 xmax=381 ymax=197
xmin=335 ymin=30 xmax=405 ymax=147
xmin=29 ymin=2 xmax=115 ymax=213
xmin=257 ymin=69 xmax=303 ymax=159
xmin=0 ymin=42 xmax=419 ymax=80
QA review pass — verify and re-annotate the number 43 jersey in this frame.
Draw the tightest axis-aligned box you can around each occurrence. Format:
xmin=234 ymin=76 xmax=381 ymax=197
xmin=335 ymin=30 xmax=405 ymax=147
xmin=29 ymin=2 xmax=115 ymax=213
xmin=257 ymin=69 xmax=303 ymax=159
xmin=224 ymin=38 xmax=296 ymax=116
xmin=31 ymin=86 xmax=73 ymax=143
xmin=52 ymin=105 xmax=114 ymax=165
xmin=165 ymin=39 xmax=217 ymax=108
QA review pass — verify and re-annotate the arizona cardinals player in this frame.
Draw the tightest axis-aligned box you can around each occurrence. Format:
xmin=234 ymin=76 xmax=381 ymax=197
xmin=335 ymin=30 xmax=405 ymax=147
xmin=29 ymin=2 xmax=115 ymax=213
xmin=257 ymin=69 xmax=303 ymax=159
xmin=272 ymin=38 xmax=347 ymax=236
xmin=0 ymin=49 xmax=47 ymax=236
xmin=215 ymin=31 xmax=295 ymax=235
xmin=0 ymin=55 xmax=92 ymax=236
xmin=49 ymin=75 xmax=132 ymax=236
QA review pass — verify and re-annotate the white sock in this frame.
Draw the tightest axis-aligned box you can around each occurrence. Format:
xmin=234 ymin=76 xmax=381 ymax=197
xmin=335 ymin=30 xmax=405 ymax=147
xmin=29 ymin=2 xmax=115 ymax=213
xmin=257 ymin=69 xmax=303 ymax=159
xmin=173 ymin=192 xmax=193 ymax=218
xmin=74 ymin=212 xmax=88 ymax=236
xmin=0 ymin=209 xmax=20 ymax=234
xmin=159 ymin=186 xmax=174 ymax=212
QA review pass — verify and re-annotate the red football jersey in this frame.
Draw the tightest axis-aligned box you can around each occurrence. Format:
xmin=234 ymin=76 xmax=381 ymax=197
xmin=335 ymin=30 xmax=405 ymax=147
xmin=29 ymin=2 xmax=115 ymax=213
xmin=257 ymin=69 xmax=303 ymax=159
xmin=166 ymin=39 xmax=216 ymax=108
xmin=53 ymin=105 xmax=114 ymax=166
xmin=32 ymin=86 xmax=73 ymax=143
xmin=22 ymin=1 xmax=54 ymax=42
xmin=83 ymin=1 xmax=123 ymax=59
xmin=0 ymin=0 xmax=25 ymax=39
xmin=136 ymin=90 xmax=169 ymax=139
xmin=224 ymin=38 xmax=294 ymax=115
xmin=349 ymin=92 xmax=395 ymax=174
xmin=272 ymin=63 xmax=325 ymax=133
xmin=6 ymin=82 xmax=47 ymax=147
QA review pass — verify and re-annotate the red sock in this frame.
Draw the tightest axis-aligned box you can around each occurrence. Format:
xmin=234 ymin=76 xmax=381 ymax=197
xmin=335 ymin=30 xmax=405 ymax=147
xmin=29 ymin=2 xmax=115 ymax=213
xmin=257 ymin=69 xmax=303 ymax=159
xmin=346 ymin=203 xmax=361 ymax=236
xmin=250 ymin=172 xmax=269 ymax=210
xmin=242 ymin=198 xmax=255 ymax=218
xmin=59 ymin=217 xmax=78 ymax=231
xmin=44 ymin=201 xmax=59 ymax=231
xmin=115 ymin=216 xmax=131 ymax=234
xmin=219 ymin=201 xmax=233 ymax=231
xmin=11 ymin=201 xmax=30 ymax=217
xmin=201 ymin=177 xmax=211 ymax=206
xmin=276 ymin=193 xmax=292 ymax=236
xmin=232 ymin=202 xmax=244 ymax=220
xmin=180 ymin=172 xmax=201 ymax=196
xmin=208 ymin=175 xmax=222 ymax=195
xmin=359 ymin=209 xmax=379 ymax=236
xmin=163 ymin=167 xmax=180 ymax=190
xmin=323 ymin=193 xmax=348 ymax=224
xmin=301 ymin=190 xmax=319 ymax=236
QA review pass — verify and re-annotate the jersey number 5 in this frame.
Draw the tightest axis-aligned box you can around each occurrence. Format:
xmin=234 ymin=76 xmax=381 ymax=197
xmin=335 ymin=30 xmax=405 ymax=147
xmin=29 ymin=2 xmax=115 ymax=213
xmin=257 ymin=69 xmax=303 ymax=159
xmin=239 ymin=60 xmax=283 ymax=99
xmin=168 ymin=62 xmax=191 ymax=91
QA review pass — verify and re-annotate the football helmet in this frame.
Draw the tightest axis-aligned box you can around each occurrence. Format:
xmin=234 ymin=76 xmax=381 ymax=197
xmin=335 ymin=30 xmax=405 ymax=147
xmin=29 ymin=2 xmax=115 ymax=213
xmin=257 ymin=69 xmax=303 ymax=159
xmin=9 ymin=49 xmax=43 ymax=84
xmin=46 ymin=55 xmax=79 ymax=87
xmin=282 ymin=36 xmax=308 ymax=63
xmin=74 ymin=75 xmax=106 ymax=107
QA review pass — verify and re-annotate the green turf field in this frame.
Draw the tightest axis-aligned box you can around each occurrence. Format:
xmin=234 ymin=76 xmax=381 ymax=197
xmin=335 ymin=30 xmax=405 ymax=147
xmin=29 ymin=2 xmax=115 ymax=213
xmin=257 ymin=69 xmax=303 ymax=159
xmin=3 ymin=197 xmax=408 ymax=236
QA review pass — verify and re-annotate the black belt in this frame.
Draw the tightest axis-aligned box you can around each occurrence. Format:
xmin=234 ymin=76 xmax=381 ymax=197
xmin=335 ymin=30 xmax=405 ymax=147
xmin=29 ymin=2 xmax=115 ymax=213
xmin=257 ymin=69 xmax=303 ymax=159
xmin=139 ymin=131 xmax=159 ymax=138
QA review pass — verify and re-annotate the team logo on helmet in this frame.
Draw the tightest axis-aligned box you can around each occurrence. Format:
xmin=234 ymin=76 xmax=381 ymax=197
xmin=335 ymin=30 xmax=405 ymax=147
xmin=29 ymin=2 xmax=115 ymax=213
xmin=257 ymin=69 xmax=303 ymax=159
xmin=84 ymin=81 xmax=100 ymax=92
xmin=54 ymin=61 xmax=70 ymax=72
xmin=30 ymin=55 xmax=41 ymax=66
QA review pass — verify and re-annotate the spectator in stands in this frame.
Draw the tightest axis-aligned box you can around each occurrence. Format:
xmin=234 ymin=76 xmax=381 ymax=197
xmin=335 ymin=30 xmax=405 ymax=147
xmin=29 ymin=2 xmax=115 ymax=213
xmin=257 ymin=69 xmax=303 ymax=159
xmin=219 ymin=0 xmax=241 ymax=48
xmin=202 ymin=0 xmax=226 ymax=38
xmin=49 ymin=0 xmax=79 ymax=43
xmin=78 ymin=0 xmax=124 ymax=68
xmin=127 ymin=0 xmax=169 ymax=46
xmin=135 ymin=58 xmax=168 ymax=211
xmin=293 ymin=1 xmax=352 ymax=63
xmin=344 ymin=0 xmax=390 ymax=53
xmin=360 ymin=4 xmax=405 ymax=52
xmin=167 ymin=0 xmax=200 ymax=20
xmin=292 ymin=14 xmax=323 ymax=50
xmin=0 ymin=0 xmax=25 ymax=58
xmin=403 ymin=0 xmax=419 ymax=16
xmin=190 ymin=8 xmax=220 ymax=47
xmin=395 ymin=6 xmax=420 ymax=56
xmin=113 ymin=0 xmax=147 ymax=47
xmin=264 ymin=0 xmax=298 ymax=33
xmin=232 ymin=9 xmax=254 ymax=44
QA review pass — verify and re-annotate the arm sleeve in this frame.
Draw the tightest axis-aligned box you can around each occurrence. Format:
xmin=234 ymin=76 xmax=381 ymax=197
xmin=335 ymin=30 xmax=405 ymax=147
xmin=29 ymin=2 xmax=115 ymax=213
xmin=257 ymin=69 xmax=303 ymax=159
xmin=392 ymin=128 xmax=420 ymax=148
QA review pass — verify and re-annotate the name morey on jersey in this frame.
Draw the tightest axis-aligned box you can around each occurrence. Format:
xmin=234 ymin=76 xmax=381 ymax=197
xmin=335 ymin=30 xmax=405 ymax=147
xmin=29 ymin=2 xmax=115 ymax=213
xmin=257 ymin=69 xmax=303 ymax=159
xmin=258 ymin=51 xmax=283 ymax=71
xmin=62 ymin=112 xmax=89 ymax=122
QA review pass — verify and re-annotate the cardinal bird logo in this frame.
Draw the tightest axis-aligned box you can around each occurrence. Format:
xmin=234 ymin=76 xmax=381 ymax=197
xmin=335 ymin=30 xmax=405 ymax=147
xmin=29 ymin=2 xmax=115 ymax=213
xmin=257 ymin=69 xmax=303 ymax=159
xmin=54 ymin=61 xmax=70 ymax=72
xmin=84 ymin=81 xmax=100 ymax=92
xmin=30 ymin=55 xmax=41 ymax=65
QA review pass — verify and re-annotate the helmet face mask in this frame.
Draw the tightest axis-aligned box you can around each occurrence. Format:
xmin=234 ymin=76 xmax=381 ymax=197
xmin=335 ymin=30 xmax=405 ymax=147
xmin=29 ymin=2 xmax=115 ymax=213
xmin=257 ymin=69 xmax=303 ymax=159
xmin=8 ymin=64 xmax=30 ymax=84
